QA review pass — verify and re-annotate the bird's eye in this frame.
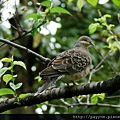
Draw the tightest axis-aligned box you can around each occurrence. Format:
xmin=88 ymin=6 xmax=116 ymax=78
xmin=83 ymin=39 xmax=87 ymax=41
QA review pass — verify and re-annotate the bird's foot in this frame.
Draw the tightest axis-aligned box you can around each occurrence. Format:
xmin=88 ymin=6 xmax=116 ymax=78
xmin=49 ymin=84 xmax=57 ymax=90
xmin=34 ymin=92 xmax=40 ymax=96
xmin=65 ymin=83 xmax=70 ymax=87
xmin=34 ymin=87 xmax=45 ymax=96
xmin=65 ymin=82 xmax=76 ymax=87
xmin=71 ymin=80 xmax=77 ymax=85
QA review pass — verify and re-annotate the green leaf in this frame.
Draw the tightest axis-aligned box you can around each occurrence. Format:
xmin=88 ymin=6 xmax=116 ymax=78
xmin=107 ymin=36 xmax=114 ymax=42
xmin=103 ymin=45 xmax=109 ymax=49
xmin=91 ymin=94 xmax=98 ymax=104
xmin=31 ymin=21 xmax=43 ymax=36
xmin=68 ymin=0 xmax=74 ymax=2
xmin=0 ymin=88 xmax=15 ymax=96
xmin=19 ymin=93 xmax=30 ymax=99
xmin=9 ymin=82 xmax=22 ymax=91
xmin=41 ymin=0 xmax=51 ymax=7
xmin=36 ymin=104 xmax=42 ymax=108
xmin=31 ymin=28 xmax=38 ymax=36
xmin=77 ymin=0 xmax=84 ymax=11
xmin=44 ymin=101 xmax=48 ymax=104
xmin=112 ymin=0 xmax=120 ymax=8
xmin=98 ymin=93 xmax=105 ymax=101
xmin=109 ymin=41 xmax=120 ymax=53
xmin=25 ymin=14 xmax=41 ymax=21
xmin=107 ymin=24 xmax=115 ymax=31
xmin=3 ymin=74 xmax=12 ymax=84
xmin=91 ymin=93 xmax=105 ymax=104
xmin=0 ymin=67 xmax=8 ymax=77
xmin=15 ymin=83 xmax=23 ymax=90
xmin=9 ymin=82 xmax=16 ymax=91
xmin=1 ymin=58 xmax=12 ymax=63
xmin=87 ymin=0 xmax=98 ymax=7
xmin=50 ymin=7 xmax=71 ymax=15
xmin=104 ymin=14 xmax=111 ymax=18
xmin=33 ymin=21 xmax=42 ymax=29
xmin=13 ymin=61 xmax=27 ymax=70
xmin=34 ymin=75 xmax=42 ymax=82
xmin=89 ymin=23 xmax=100 ymax=34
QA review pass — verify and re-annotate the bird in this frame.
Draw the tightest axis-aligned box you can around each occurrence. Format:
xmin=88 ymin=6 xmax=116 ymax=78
xmin=36 ymin=36 xmax=93 ymax=94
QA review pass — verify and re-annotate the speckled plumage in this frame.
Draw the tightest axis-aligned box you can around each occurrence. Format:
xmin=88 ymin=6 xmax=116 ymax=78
xmin=37 ymin=36 xmax=93 ymax=93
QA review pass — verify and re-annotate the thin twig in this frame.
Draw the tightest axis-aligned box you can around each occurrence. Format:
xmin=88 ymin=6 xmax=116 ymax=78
xmin=0 ymin=38 xmax=51 ymax=63
xmin=118 ymin=14 xmax=120 ymax=23
xmin=105 ymin=95 xmax=120 ymax=99
xmin=80 ymin=107 xmax=89 ymax=114
xmin=45 ymin=99 xmax=120 ymax=112
xmin=0 ymin=0 xmax=8 ymax=6
xmin=14 ymin=1 xmax=24 ymax=35
xmin=0 ymin=17 xmax=46 ymax=48
xmin=87 ymin=49 xmax=116 ymax=103
xmin=72 ymin=102 xmax=120 ymax=108
xmin=93 ymin=47 xmax=117 ymax=74
xmin=95 ymin=52 xmax=109 ymax=70
xmin=88 ymin=65 xmax=103 ymax=83
xmin=88 ymin=50 xmax=110 ymax=83
xmin=52 ymin=99 xmax=120 ymax=108
xmin=32 ymin=0 xmax=37 ymax=13
xmin=72 ymin=96 xmax=81 ymax=103
xmin=43 ymin=102 xmax=67 ymax=108
xmin=86 ymin=51 xmax=108 ymax=103
xmin=60 ymin=99 xmax=71 ymax=107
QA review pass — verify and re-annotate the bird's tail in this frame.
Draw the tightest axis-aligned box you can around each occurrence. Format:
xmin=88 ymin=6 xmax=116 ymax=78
xmin=36 ymin=77 xmax=57 ymax=94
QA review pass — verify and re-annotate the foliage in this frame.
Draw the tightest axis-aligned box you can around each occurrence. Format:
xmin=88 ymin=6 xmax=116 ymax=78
xmin=91 ymin=93 xmax=105 ymax=104
xmin=0 ymin=0 xmax=120 ymax=114
xmin=89 ymin=14 xmax=120 ymax=52
xmin=77 ymin=0 xmax=120 ymax=10
xmin=0 ymin=56 xmax=27 ymax=99
xmin=25 ymin=0 xmax=71 ymax=36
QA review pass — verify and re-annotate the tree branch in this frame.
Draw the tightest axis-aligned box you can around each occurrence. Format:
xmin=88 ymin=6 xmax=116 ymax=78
xmin=0 ymin=38 xmax=51 ymax=63
xmin=0 ymin=15 xmax=46 ymax=47
xmin=0 ymin=74 xmax=120 ymax=113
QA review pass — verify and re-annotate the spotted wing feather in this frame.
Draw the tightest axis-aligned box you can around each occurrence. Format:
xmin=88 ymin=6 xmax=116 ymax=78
xmin=40 ymin=48 xmax=91 ymax=80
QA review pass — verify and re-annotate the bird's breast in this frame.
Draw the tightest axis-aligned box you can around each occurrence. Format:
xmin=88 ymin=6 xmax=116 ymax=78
xmin=57 ymin=65 xmax=91 ymax=83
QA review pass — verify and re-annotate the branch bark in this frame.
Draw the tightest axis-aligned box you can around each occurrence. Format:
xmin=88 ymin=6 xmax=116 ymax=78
xmin=0 ymin=74 xmax=120 ymax=113
xmin=0 ymin=38 xmax=51 ymax=63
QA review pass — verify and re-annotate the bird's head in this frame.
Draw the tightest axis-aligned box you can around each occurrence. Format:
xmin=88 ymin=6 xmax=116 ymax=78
xmin=75 ymin=36 xmax=94 ymax=48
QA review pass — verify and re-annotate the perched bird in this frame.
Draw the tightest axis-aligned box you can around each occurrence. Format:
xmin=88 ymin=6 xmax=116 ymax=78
xmin=37 ymin=36 xmax=93 ymax=93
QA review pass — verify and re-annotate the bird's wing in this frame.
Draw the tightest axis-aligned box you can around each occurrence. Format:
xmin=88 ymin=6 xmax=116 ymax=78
xmin=53 ymin=48 xmax=91 ymax=73
xmin=40 ymin=48 xmax=91 ymax=78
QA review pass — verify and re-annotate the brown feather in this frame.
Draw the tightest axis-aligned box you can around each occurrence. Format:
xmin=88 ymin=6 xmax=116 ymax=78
xmin=36 ymin=36 xmax=93 ymax=93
